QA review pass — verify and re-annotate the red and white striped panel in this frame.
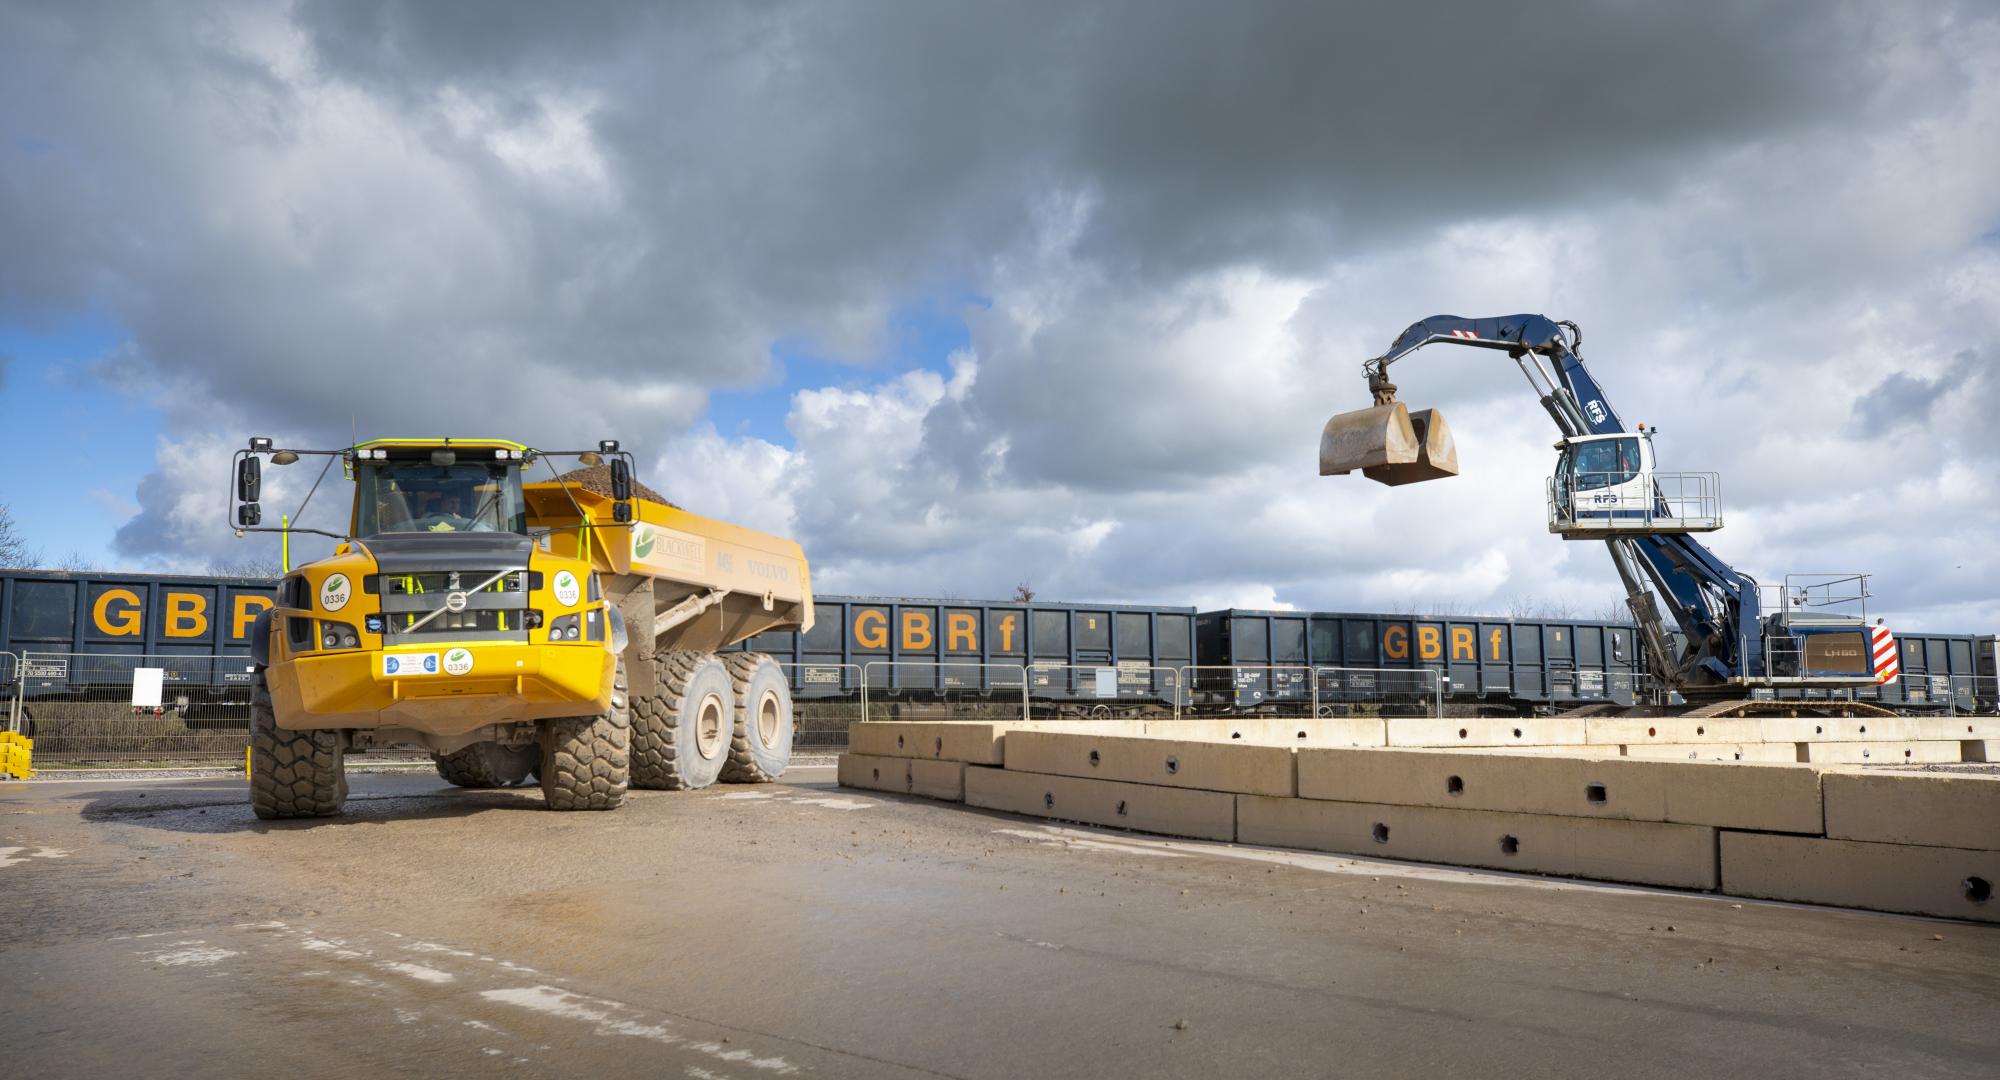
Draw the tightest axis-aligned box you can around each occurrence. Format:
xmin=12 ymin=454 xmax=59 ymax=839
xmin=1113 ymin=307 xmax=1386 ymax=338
xmin=1870 ymin=625 xmax=1899 ymax=684
xmin=1449 ymin=329 xmax=1479 ymax=339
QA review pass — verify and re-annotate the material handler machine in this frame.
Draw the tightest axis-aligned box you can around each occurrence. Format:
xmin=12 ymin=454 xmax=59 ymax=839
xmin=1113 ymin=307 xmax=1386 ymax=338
xmin=228 ymin=436 xmax=812 ymax=818
xmin=1320 ymin=315 xmax=1898 ymax=716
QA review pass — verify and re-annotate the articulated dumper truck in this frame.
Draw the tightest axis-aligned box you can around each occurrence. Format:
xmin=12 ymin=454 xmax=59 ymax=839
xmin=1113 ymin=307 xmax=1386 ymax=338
xmin=227 ymin=436 xmax=812 ymax=818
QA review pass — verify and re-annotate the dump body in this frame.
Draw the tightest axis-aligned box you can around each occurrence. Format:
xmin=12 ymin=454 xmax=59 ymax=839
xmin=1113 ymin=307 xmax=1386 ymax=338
xmin=524 ymin=483 xmax=813 ymax=699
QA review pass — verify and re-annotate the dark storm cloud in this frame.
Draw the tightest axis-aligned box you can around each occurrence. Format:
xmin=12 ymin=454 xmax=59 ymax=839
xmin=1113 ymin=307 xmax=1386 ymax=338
xmin=0 ymin=0 xmax=1995 ymax=630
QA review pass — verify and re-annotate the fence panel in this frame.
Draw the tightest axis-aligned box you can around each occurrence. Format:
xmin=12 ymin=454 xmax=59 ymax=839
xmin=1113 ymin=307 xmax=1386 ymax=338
xmin=1026 ymin=662 xmax=1184 ymax=720
xmin=18 ymin=651 xmax=257 ymax=765
xmin=1176 ymin=665 xmax=1315 ymax=719
xmin=779 ymin=662 xmax=864 ymax=753
xmin=1311 ymin=667 xmax=1443 ymax=718
xmin=859 ymin=661 xmax=1028 ymax=723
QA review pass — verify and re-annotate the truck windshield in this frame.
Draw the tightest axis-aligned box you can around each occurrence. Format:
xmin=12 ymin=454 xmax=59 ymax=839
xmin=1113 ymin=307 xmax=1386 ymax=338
xmin=1571 ymin=437 xmax=1641 ymax=490
xmin=355 ymin=461 xmax=526 ymax=535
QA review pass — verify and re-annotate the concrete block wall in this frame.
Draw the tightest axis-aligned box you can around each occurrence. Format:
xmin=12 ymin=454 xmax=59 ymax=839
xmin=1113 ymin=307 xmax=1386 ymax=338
xmin=835 ymin=721 xmax=2000 ymax=923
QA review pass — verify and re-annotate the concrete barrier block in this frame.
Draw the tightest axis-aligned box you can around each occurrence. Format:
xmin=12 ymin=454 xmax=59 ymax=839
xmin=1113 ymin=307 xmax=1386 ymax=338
xmin=1823 ymin=771 xmax=2000 ymax=850
xmin=1964 ymin=740 xmax=1993 ymax=763
xmin=1296 ymin=747 xmax=1823 ymax=833
xmin=1620 ymin=743 xmax=1801 ymax=763
xmin=1760 ymin=716 xmax=1925 ymax=743
xmin=1385 ymin=717 xmax=1587 ymax=747
xmin=1585 ymin=717 xmax=1761 ymax=745
xmin=1002 ymin=730 xmax=1295 ymax=796
xmin=1145 ymin=717 xmax=1386 ymax=747
xmin=845 ymin=720 xmax=1143 ymax=763
xmin=1796 ymin=741 xmax=1962 ymax=765
xmin=1917 ymin=717 xmax=2000 ymax=741
xmin=1237 ymin=795 xmax=1717 ymax=889
xmin=964 ymin=766 xmax=1237 ymax=842
xmin=839 ymin=753 xmax=911 ymax=795
xmin=848 ymin=722 xmax=1008 ymax=763
xmin=1720 ymin=832 xmax=2000 ymax=924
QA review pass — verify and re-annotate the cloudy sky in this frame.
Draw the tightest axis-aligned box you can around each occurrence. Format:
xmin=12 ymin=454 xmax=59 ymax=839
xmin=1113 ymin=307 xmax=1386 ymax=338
xmin=2 ymin=0 xmax=1996 ymax=630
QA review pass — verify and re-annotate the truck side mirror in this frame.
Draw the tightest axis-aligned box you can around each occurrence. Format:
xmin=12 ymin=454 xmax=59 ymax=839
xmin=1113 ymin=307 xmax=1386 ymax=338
xmin=237 ymin=455 xmax=262 ymax=503
xmin=613 ymin=501 xmax=633 ymax=524
xmin=237 ymin=501 xmax=262 ymax=527
xmin=610 ymin=458 xmax=632 ymax=501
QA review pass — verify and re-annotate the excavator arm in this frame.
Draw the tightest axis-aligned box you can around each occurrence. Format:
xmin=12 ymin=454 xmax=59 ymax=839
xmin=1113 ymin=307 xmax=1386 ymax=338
xmin=1322 ymin=314 xmax=1761 ymax=694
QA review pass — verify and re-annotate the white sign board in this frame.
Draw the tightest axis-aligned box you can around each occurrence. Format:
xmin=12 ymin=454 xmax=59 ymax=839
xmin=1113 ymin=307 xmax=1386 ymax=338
xmin=1093 ymin=667 xmax=1119 ymax=699
xmin=131 ymin=667 xmax=166 ymax=709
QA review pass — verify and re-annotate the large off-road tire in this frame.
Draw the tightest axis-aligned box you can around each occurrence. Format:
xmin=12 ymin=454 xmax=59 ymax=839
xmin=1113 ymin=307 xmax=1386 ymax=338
xmin=434 ymin=742 xmax=537 ymax=788
xmin=630 ymin=650 xmax=733 ymax=790
xmin=539 ymin=658 xmax=630 ymax=811
xmin=248 ymin=669 xmax=348 ymax=820
xmin=720 ymin=652 xmax=794 ymax=783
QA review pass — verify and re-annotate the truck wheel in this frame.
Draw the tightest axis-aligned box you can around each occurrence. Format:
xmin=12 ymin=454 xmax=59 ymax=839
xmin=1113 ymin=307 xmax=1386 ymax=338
xmin=249 ymin=669 xmax=348 ymax=820
xmin=434 ymin=742 xmax=536 ymax=788
xmin=631 ymin=650 xmax=733 ymax=790
xmin=721 ymin=652 xmax=793 ymax=783
xmin=539 ymin=658 xmax=630 ymax=811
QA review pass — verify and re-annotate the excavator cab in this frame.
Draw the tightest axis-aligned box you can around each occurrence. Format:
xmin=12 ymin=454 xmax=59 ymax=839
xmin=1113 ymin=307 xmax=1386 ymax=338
xmin=1548 ymin=429 xmax=1723 ymax=535
xmin=1319 ymin=401 xmax=1459 ymax=486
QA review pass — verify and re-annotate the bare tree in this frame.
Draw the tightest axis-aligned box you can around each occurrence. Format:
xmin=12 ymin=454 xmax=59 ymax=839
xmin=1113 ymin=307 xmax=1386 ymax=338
xmin=211 ymin=556 xmax=287 ymax=580
xmin=1011 ymin=581 xmax=1037 ymax=603
xmin=0 ymin=504 xmax=41 ymax=569
xmin=45 ymin=550 xmax=99 ymax=572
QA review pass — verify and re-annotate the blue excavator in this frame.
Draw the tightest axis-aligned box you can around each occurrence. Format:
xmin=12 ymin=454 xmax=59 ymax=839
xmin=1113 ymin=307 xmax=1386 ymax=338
xmin=1319 ymin=314 xmax=1898 ymax=716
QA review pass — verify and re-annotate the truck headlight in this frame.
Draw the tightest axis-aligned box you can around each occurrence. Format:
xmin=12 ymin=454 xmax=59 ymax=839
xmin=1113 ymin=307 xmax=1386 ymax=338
xmin=320 ymin=622 xmax=360 ymax=650
xmin=548 ymin=613 xmax=583 ymax=640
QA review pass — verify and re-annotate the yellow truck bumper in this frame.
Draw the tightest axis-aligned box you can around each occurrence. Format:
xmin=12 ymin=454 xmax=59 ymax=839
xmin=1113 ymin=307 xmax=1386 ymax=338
xmin=267 ymin=642 xmax=615 ymax=736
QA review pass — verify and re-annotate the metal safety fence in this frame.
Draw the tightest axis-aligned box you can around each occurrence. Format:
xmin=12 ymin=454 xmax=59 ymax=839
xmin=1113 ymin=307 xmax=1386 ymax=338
xmin=779 ymin=663 xmax=865 ymax=753
xmin=1026 ymin=662 xmax=1186 ymax=721
xmin=14 ymin=651 xmax=257 ymax=765
xmin=859 ymin=661 xmax=1028 ymax=723
xmin=1177 ymin=665 xmax=1316 ymax=719
xmin=1311 ymin=667 xmax=1443 ymax=718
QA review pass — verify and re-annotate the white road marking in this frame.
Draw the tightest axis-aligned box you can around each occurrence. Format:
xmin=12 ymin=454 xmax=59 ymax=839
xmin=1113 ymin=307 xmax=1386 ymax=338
xmin=379 ymin=961 xmax=455 ymax=984
xmin=785 ymin=796 xmax=872 ymax=811
xmin=138 ymin=941 xmax=241 ymax=967
xmin=999 ymin=823 xmax=1585 ymax=892
xmin=715 ymin=791 xmax=774 ymax=801
xmin=0 ymin=845 xmax=69 ymax=869
xmin=481 ymin=986 xmax=796 ymax=1073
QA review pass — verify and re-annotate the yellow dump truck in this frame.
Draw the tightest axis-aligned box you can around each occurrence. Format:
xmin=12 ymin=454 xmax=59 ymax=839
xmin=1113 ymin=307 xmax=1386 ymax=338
xmin=227 ymin=436 xmax=812 ymax=818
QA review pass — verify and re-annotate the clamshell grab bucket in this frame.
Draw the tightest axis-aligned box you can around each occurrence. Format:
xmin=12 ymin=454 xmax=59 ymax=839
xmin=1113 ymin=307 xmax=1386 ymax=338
xmin=1319 ymin=402 xmax=1459 ymax=486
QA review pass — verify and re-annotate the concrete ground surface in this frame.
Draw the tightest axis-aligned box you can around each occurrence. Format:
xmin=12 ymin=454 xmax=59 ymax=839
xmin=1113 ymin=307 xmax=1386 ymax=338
xmin=2 ymin=770 xmax=1995 ymax=1079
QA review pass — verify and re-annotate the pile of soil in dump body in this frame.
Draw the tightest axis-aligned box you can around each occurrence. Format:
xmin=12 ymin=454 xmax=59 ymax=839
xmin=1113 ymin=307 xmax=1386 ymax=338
xmin=551 ymin=464 xmax=676 ymax=507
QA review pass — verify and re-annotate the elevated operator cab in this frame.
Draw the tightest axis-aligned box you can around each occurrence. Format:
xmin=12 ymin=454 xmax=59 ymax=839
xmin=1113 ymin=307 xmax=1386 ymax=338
xmin=1548 ymin=429 xmax=1722 ymax=536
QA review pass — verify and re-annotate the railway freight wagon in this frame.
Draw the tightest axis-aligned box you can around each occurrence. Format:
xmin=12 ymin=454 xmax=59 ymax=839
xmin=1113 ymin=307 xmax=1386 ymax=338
xmin=1194 ymin=608 xmax=1648 ymax=713
xmin=0 ymin=569 xmax=276 ymax=703
xmin=1867 ymin=633 xmax=1996 ymax=713
xmin=724 ymin=595 xmax=1198 ymax=710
